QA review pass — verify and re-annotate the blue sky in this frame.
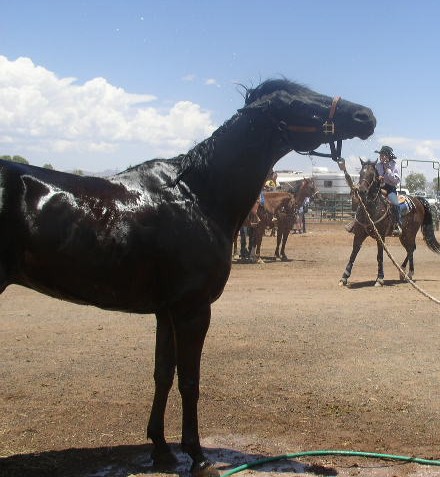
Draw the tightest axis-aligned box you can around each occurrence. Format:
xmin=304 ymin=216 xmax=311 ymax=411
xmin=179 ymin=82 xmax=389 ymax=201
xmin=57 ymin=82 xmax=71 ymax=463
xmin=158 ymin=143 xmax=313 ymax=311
xmin=1 ymin=0 xmax=440 ymax=184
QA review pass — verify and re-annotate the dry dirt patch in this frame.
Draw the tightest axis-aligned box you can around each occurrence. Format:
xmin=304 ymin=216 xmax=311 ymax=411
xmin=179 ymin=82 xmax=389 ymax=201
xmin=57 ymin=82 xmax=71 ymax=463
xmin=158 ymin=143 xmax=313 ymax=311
xmin=1 ymin=223 xmax=440 ymax=476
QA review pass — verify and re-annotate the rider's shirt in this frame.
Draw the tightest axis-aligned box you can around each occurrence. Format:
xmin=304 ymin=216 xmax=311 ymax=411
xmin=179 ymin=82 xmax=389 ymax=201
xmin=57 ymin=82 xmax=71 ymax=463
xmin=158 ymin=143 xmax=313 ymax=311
xmin=375 ymin=159 xmax=400 ymax=193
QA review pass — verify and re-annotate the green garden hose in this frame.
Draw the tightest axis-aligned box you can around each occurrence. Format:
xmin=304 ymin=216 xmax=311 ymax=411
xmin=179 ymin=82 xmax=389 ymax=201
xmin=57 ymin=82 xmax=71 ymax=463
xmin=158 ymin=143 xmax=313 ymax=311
xmin=220 ymin=449 xmax=440 ymax=477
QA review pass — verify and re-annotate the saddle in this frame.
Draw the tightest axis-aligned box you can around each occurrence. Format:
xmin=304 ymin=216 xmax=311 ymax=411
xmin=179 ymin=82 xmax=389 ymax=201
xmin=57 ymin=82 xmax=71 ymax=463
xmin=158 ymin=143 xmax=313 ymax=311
xmin=380 ymin=190 xmax=416 ymax=212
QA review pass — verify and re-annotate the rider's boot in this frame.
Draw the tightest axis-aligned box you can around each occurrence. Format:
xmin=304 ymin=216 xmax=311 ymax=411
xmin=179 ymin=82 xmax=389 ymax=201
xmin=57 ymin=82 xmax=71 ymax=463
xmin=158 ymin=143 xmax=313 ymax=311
xmin=392 ymin=204 xmax=402 ymax=236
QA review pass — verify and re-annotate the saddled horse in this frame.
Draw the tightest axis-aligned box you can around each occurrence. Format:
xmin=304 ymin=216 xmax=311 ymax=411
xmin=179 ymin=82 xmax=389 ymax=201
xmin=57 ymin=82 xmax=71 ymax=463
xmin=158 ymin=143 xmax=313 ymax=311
xmin=249 ymin=191 xmax=295 ymax=262
xmin=0 ymin=78 xmax=375 ymax=476
xmin=339 ymin=159 xmax=440 ymax=287
xmin=251 ymin=178 xmax=318 ymax=262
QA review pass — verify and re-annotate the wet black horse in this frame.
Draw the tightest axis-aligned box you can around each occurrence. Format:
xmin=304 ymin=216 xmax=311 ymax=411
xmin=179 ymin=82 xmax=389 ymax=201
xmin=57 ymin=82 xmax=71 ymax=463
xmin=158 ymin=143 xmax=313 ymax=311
xmin=0 ymin=79 xmax=376 ymax=476
xmin=339 ymin=159 xmax=440 ymax=287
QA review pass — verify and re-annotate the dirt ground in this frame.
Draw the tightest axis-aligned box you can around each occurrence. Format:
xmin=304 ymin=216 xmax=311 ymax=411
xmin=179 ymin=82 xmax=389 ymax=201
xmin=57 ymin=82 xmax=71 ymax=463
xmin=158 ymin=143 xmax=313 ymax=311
xmin=2 ymin=223 xmax=440 ymax=477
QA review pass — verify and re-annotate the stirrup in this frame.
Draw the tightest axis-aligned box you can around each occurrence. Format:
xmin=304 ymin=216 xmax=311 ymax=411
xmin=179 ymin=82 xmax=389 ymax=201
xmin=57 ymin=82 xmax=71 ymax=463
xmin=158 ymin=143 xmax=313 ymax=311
xmin=392 ymin=224 xmax=402 ymax=237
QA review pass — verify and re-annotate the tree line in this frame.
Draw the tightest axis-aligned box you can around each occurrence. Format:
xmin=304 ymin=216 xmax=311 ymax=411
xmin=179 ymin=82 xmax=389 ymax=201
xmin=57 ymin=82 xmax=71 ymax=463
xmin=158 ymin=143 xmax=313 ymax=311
xmin=0 ymin=154 xmax=439 ymax=194
xmin=0 ymin=155 xmax=83 ymax=175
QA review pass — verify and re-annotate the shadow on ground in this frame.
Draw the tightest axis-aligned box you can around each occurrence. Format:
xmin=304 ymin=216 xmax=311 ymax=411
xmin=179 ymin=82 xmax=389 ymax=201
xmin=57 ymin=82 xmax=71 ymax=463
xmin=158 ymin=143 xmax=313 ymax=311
xmin=0 ymin=443 xmax=338 ymax=477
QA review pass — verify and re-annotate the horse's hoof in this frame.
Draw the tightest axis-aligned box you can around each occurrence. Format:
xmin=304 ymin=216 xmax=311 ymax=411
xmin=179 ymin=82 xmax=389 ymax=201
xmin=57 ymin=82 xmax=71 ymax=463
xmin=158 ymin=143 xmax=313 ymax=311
xmin=374 ymin=279 xmax=384 ymax=287
xmin=281 ymin=255 xmax=288 ymax=262
xmin=339 ymin=278 xmax=347 ymax=287
xmin=151 ymin=447 xmax=178 ymax=469
xmin=191 ymin=460 xmax=219 ymax=477
xmin=233 ymin=254 xmax=239 ymax=260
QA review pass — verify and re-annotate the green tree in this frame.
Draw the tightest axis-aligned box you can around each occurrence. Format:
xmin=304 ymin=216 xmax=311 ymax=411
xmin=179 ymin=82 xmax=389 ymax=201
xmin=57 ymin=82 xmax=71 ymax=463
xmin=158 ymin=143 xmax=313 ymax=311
xmin=433 ymin=177 xmax=440 ymax=196
xmin=0 ymin=155 xmax=29 ymax=164
xmin=43 ymin=163 xmax=54 ymax=170
xmin=404 ymin=172 xmax=426 ymax=193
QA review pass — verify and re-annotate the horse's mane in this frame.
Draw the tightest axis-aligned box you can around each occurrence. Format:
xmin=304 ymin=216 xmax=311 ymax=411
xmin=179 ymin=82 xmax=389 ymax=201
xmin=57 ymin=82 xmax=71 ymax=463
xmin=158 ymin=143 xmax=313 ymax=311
xmin=244 ymin=78 xmax=311 ymax=105
xmin=173 ymin=79 xmax=311 ymax=185
xmin=174 ymin=115 xmax=241 ymax=185
xmin=288 ymin=179 xmax=306 ymax=195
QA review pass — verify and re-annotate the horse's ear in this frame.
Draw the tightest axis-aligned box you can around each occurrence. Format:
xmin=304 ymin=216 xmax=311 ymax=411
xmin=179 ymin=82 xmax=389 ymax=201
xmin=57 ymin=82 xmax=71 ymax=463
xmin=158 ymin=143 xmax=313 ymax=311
xmin=360 ymin=157 xmax=366 ymax=166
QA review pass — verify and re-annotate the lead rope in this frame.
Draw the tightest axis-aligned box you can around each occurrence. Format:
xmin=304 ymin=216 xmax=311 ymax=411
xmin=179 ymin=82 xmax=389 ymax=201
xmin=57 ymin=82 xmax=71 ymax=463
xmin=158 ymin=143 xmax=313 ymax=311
xmin=339 ymin=161 xmax=440 ymax=305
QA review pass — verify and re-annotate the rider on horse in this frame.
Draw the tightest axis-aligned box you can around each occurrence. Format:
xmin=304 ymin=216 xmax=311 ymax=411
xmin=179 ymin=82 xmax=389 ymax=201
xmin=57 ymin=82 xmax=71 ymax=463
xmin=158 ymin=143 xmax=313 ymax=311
xmin=375 ymin=145 xmax=402 ymax=236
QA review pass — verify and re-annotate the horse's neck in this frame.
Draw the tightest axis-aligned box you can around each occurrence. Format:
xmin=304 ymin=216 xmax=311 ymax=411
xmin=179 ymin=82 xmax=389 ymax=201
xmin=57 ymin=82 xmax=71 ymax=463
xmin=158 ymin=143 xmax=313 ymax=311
xmin=295 ymin=186 xmax=309 ymax=205
xmin=359 ymin=187 xmax=388 ymax=219
xmin=184 ymin=114 xmax=284 ymax=231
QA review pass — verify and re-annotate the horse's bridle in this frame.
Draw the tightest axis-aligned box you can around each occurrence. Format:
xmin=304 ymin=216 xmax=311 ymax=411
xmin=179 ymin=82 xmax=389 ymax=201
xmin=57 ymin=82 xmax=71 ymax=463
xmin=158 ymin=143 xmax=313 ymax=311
xmin=286 ymin=96 xmax=343 ymax=163
xmin=357 ymin=167 xmax=381 ymax=202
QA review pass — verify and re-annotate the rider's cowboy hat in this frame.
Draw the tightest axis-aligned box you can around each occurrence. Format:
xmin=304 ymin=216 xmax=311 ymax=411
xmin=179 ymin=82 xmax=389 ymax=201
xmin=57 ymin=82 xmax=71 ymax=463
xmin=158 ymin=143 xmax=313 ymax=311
xmin=374 ymin=145 xmax=396 ymax=159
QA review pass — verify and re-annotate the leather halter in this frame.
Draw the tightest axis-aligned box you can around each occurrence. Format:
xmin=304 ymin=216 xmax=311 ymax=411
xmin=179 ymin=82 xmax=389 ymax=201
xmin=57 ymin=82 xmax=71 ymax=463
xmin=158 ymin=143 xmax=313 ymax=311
xmin=283 ymin=96 xmax=340 ymax=134
xmin=291 ymin=96 xmax=343 ymax=162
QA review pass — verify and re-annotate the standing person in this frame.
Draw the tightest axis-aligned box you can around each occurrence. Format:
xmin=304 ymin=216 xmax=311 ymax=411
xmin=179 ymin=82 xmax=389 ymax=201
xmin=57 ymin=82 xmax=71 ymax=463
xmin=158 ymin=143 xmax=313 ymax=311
xmin=375 ymin=145 xmax=402 ymax=236
xmin=301 ymin=196 xmax=310 ymax=233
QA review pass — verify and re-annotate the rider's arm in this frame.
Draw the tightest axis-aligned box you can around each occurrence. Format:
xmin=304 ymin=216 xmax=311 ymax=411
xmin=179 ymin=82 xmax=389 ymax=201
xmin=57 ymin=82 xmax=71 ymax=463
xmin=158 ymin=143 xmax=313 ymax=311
xmin=383 ymin=162 xmax=400 ymax=187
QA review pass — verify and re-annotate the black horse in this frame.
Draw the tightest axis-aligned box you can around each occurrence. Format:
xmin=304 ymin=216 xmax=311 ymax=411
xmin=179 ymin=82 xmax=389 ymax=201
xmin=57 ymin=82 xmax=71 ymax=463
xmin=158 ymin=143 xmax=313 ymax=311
xmin=0 ymin=78 xmax=376 ymax=476
xmin=339 ymin=159 xmax=440 ymax=287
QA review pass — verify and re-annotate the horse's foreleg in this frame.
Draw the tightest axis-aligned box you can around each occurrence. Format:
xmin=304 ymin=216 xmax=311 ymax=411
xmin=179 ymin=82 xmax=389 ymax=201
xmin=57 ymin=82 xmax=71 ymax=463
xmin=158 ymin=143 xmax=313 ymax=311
xmin=239 ymin=227 xmax=248 ymax=259
xmin=280 ymin=226 xmax=290 ymax=261
xmin=400 ymin=254 xmax=409 ymax=280
xmin=274 ymin=226 xmax=281 ymax=259
xmin=148 ymin=311 xmax=178 ymax=467
xmin=250 ymin=225 xmax=264 ymax=263
xmin=375 ymin=240 xmax=385 ymax=286
xmin=255 ymin=225 xmax=264 ymax=261
xmin=339 ymin=233 xmax=366 ymax=286
xmin=173 ymin=304 xmax=219 ymax=477
xmin=232 ymin=234 xmax=239 ymax=260
xmin=400 ymin=236 xmax=416 ymax=280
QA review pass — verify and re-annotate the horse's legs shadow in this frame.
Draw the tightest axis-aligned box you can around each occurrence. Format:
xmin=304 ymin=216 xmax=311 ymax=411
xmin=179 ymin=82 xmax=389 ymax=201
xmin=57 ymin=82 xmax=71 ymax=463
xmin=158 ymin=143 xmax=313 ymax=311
xmin=0 ymin=443 xmax=338 ymax=477
xmin=346 ymin=278 xmax=405 ymax=289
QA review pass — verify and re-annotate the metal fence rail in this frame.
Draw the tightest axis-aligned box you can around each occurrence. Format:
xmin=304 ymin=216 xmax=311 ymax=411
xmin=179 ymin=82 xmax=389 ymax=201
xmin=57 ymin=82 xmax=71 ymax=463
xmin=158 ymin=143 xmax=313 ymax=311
xmin=306 ymin=194 xmax=440 ymax=230
xmin=306 ymin=194 xmax=355 ymax=223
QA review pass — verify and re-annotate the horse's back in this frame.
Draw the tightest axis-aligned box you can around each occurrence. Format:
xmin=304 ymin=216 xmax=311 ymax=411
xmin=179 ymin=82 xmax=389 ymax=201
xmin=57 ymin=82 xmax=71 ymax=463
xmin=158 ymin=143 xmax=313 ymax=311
xmin=0 ymin=159 xmax=232 ymax=312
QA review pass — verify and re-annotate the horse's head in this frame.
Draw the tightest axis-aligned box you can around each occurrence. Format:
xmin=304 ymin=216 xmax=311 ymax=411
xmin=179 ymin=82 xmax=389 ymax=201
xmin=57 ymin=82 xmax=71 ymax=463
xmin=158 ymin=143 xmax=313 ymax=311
xmin=241 ymin=79 xmax=376 ymax=157
xmin=303 ymin=178 xmax=321 ymax=201
xmin=357 ymin=158 xmax=380 ymax=198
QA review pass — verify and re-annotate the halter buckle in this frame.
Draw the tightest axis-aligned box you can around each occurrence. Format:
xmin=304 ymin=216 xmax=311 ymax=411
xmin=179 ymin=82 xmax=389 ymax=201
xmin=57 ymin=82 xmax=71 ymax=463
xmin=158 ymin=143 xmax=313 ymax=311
xmin=323 ymin=120 xmax=335 ymax=135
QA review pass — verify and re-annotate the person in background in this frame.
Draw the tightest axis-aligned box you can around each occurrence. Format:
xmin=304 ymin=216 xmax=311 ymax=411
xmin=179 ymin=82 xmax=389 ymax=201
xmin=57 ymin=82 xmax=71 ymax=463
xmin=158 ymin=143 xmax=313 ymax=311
xmin=264 ymin=170 xmax=278 ymax=190
xmin=301 ymin=196 xmax=310 ymax=233
xmin=374 ymin=145 xmax=402 ymax=236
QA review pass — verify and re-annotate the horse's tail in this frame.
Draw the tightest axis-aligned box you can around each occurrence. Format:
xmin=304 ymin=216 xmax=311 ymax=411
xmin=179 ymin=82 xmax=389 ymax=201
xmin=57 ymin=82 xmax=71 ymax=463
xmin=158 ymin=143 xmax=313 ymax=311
xmin=419 ymin=197 xmax=440 ymax=253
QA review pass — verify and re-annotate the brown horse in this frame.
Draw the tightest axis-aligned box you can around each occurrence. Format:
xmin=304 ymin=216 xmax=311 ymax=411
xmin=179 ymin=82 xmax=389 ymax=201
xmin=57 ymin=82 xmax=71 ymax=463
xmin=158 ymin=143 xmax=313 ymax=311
xmin=275 ymin=178 xmax=319 ymax=260
xmin=339 ymin=159 xmax=440 ymax=286
xmin=251 ymin=178 xmax=319 ymax=262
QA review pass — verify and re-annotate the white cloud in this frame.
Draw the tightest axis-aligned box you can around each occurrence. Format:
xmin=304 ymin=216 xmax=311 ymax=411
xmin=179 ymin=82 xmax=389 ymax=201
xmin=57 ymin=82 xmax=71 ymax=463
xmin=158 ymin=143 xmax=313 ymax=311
xmin=205 ymin=78 xmax=220 ymax=87
xmin=182 ymin=74 xmax=196 ymax=82
xmin=0 ymin=56 xmax=217 ymax=169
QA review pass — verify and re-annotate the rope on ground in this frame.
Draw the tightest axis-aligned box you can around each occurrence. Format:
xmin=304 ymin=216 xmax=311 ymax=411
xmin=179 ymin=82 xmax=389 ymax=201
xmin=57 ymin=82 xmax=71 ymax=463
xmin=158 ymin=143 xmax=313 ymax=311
xmin=343 ymin=164 xmax=440 ymax=305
